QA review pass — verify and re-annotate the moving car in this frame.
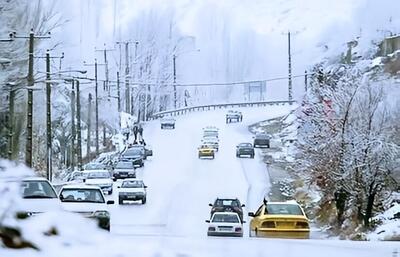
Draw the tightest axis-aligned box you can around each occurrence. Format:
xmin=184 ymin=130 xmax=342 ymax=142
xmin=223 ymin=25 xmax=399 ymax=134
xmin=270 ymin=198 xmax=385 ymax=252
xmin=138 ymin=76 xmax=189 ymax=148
xmin=203 ymin=126 xmax=219 ymax=134
xmin=209 ymin=198 xmax=245 ymax=222
xmin=118 ymin=179 xmax=147 ymax=204
xmin=253 ymin=133 xmax=271 ymax=148
xmin=248 ymin=201 xmax=310 ymax=239
xmin=84 ymin=170 xmax=113 ymax=195
xmin=127 ymin=144 xmax=153 ymax=160
xmin=206 ymin=212 xmax=243 ymax=237
xmin=112 ymin=161 xmax=136 ymax=180
xmin=160 ymin=117 xmax=176 ymax=129
xmin=198 ymin=144 xmax=215 ymax=159
xmin=236 ymin=142 xmax=255 ymax=158
xmin=201 ymin=137 xmax=219 ymax=151
xmin=17 ymin=177 xmax=61 ymax=216
xmin=59 ymin=184 xmax=114 ymax=231
xmin=121 ymin=147 xmax=145 ymax=167
xmin=226 ymin=110 xmax=243 ymax=123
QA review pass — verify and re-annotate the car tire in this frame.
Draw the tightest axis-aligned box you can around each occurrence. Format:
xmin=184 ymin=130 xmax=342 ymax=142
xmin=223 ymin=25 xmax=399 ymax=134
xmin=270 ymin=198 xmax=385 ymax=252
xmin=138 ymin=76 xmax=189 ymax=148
xmin=250 ymin=154 xmax=254 ymax=158
xmin=212 ymin=155 xmax=215 ymax=159
xmin=142 ymin=198 xmax=146 ymax=204
xmin=119 ymin=199 xmax=123 ymax=205
xmin=255 ymin=228 xmax=259 ymax=237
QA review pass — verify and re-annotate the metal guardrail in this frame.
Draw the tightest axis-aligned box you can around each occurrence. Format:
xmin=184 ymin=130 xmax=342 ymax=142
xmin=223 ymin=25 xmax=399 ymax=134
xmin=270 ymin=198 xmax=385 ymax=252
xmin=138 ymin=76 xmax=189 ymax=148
xmin=149 ymin=100 xmax=296 ymax=120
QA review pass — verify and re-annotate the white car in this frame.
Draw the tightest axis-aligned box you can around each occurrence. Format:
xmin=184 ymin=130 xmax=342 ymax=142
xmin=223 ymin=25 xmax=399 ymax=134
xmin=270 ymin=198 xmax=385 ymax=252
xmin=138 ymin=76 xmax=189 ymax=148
xmin=18 ymin=177 xmax=61 ymax=216
xmin=118 ymin=179 xmax=147 ymax=204
xmin=84 ymin=170 xmax=113 ymax=195
xmin=59 ymin=184 xmax=114 ymax=230
xmin=202 ymin=137 xmax=219 ymax=151
xmin=206 ymin=212 xmax=244 ymax=237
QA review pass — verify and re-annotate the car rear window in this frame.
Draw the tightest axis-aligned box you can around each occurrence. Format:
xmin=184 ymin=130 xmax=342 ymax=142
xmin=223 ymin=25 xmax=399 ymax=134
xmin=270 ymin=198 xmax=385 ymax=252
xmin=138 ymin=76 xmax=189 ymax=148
xmin=266 ymin=204 xmax=303 ymax=215
xmin=212 ymin=214 xmax=240 ymax=223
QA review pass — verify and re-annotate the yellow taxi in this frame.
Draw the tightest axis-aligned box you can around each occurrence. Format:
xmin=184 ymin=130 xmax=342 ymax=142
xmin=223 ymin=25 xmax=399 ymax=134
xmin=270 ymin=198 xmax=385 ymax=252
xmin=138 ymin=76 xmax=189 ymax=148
xmin=198 ymin=144 xmax=215 ymax=159
xmin=248 ymin=201 xmax=310 ymax=239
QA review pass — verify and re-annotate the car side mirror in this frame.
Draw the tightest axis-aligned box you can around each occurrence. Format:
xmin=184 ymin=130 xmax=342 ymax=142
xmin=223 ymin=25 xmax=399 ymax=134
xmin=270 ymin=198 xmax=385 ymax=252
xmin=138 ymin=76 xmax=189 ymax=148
xmin=248 ymin=212 xmax=255 ymax=217
xmin=107 ymin=200 xmax=115 ymax=205
xmin=205 ymin=220 xmax=210 ymax=223
xmin=144 ymin=186 xmax=148 ymax=188
xmin=241 ymin=204 xmax=246 ymax=207
xmin=208 ymin=203 xmax=213 ymax=207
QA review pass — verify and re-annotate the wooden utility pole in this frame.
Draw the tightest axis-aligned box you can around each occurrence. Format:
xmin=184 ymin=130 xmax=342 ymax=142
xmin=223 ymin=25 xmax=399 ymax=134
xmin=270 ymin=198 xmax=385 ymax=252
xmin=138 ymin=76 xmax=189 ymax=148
xmin=76 ymin=80 xmax=83 ymax=171
xmin=45 ymin=50 xmax=52 ymax=181
xmin=70 ymin=80 xmax=76 ymax=169
xmin=173 ymin=54 xmax=177 ymax=109
xmin=117 ymin=71 xmax=121 ymax=112
xmin=87 ymin=93 xmax=92 ymax=160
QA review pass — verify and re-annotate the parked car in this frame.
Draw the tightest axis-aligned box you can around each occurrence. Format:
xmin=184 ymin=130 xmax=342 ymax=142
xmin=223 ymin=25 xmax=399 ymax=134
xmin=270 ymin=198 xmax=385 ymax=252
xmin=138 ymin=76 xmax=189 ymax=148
xmin=236 ymin=142 xmax=255 ymax=158
xmin=198 ymin=144 xmax=215 ymax=159
xmin=248 ymin=201 xmax=310 ymax=239
xmin=127 ymin=144 xmax=153 ymax=160
xmin=112 ymin=161 xmax=136 ymax=180
xmin=66 ymin=170 xmax=88 ymax=182
xmin=59 ymin=184 xmax=114 ymax=231
xmin=209 ymin=198 xmax=245 ymax=222
xmin=253 ymin=133 xmax=271 ymax=148
xmin=226 ymin=110 xmax=242 ymax=123
xmin=118 ymin=179 xmax=147 ymax=204
xmin=160 ymin=117 xmax=176 ymax=129
xmin=17 ymin=177 xmax=61 ymax=216
xmin=84 ymin=170 xmax=113 ymax=195
xmin=121 ymin=147 xmax=145 ymax=167
xmin=84 ymin=162 xmax=107 ymax=170
xmin=206 ymin=212 xmax=243 ymax=237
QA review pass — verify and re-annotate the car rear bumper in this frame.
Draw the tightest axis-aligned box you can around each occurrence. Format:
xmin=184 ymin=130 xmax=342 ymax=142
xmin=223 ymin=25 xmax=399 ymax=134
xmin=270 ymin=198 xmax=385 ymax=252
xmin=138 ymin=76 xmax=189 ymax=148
xmin=208 ymin=231 xmax=243 ymax=237
xmin=113 ymin=173 xmax=136 ymax=179
xmin=119 ymin=194 xmax=145 ymax=201
xmin=255 ymin=229 xmax=310 ymax=239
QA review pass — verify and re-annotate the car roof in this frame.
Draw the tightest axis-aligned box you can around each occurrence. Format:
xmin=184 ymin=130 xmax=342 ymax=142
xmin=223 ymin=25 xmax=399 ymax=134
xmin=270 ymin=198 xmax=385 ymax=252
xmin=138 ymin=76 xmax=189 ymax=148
xmin=238 ymin=142 xmax=252 ymax=145
xmin=212 ymin=211 xmax=240 ymax=216
xmin=22 ymin=176 xmax=50 ymax=182
xmin=60 ymin=184 xmax=102 ymax=190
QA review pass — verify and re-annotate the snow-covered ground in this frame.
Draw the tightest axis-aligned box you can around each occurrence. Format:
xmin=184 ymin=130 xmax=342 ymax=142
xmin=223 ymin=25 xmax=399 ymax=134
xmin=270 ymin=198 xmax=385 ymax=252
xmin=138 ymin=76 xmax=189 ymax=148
xmin=1 ymin=106 xmax=399 ymax=257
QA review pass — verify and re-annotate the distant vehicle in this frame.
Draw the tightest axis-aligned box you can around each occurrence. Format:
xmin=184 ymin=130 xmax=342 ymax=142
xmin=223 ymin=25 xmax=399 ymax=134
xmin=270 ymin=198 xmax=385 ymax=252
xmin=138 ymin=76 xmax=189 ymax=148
xmin=84 ymin=170 xmax=113 ymax=195
xmin=66 ymin=170 xmax=88 ymax=182
xmin=206 ymin=212 xmax=243 ymax=237
xmin=198 ymin=144 xmax=215 ymax=159
xmin=112 ymin=161 xmax=136 ymax=180
xmin=121 ymin=148 xmax=144 ymax=167
xmin=117 ymin=179 xmax=147 ymax=205
xmin=253 ymin=133 xmax=271 ymax=148
xmin=59 ymin=184 xmax=114 ymax=231
xmin=127 ymin=144 xmax=153 ymax=160
xmin=248 ymin=201 xmax=310 ymax=239
xmin=203 ymin=126 xmax=219 ymax=138
xmin=226 ymin=110 xmax=243 ymax=123
xmin=236 ymin=142 xmax=255 ymax=158
xmin=160 ymin=117 xmax=176 ymax=129
xmin=84 ymin=162 xmax=107 ymax=170
xmin=201 ymin=137 xmax=219 ymax=151
xmin=209 ymin=198 xmax=245 ymax=222
xmin=17 ymin=177 xmax=61 ymax=216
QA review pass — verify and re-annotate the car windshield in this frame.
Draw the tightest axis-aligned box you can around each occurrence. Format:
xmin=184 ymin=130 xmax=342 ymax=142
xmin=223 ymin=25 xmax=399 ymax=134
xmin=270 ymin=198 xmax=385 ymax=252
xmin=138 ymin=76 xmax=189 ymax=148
xmin=84 ymin=163 xmax=106 ymax=170
xmin=266 ymin=204 xmax=304 ymax=215
xmin=212 ymin=214 xmax=240 ymax=223
xmin=239 ymin=143 xmax=252 ymax=147
xmin=162 ymin=118 xmax=174 ymax=122
xmin=121 ymin=180 xmax=144 ymax=188
xmin=60 ymin=188 xmax=105 ymax=203
xmin=21 ymin=180 xmax=57 ymax=198
xmin=87 ymin=172 xmax=110 ymax=179
xmin=256 ymin=134 xmax=270 ymax=139
xmin=115 ymin=162 xmax=134 ymax=169
xmin=215 ymin=199 xmax=240 ymax=207
xmin=124 ymin=149 xmax=142 ymax=156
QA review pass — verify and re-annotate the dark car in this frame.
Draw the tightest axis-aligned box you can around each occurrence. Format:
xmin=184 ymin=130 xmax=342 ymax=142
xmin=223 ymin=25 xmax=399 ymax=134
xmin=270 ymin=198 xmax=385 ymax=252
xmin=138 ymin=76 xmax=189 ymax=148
xmin=128 ymin=144 xmax=153 ymax=160
xmin=161 ymin=117 xmax=176 ymax=129
xmin=112 ymin=161 xmax=136 ymax=180
xmin=236 ymin=143 xmax=255 ymax=158
xmin=253 ymin=133 xmax=271 ymax=148
xmin=209 ymin=198 xmax=245 ymax=222
xmin=121 ymin=148 xmax=144 ymax=167
xmin=226 ymin=110 xmax=243 ymax=123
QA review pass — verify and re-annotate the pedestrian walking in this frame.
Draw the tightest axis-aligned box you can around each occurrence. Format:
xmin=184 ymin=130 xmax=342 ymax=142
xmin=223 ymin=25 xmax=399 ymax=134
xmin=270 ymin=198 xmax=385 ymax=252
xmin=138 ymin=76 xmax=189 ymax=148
xmin=133 ymin=125 xmax=138 ymax=143
xmin=138 ymin=125 xmax=143 ymax=141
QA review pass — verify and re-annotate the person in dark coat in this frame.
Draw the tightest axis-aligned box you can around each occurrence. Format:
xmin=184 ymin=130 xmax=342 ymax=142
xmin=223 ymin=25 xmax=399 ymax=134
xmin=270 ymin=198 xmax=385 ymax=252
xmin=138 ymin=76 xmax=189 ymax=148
xmin=138 ymin=125 xmax=143 ymax=141
xmin=133 ymin=125 xmax=138 ymax=143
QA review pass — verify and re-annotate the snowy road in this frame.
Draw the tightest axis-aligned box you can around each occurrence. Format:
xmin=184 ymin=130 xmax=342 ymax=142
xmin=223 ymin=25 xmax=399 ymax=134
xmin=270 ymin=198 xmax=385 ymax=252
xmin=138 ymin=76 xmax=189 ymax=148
xmin=99 ymin=106 xmax=399 ymax=257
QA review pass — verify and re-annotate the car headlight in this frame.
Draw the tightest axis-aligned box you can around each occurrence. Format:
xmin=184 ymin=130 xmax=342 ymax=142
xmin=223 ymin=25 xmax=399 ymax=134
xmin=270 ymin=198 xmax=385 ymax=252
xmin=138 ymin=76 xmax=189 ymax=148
xmin=92 ymin=210 xmax=110 ymax=218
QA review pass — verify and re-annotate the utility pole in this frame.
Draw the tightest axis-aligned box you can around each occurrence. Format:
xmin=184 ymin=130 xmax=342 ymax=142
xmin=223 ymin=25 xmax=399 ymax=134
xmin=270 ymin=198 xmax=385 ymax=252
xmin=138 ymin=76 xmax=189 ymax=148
xmin=125 ymin=43 xmax=130 ymax=113
xmin=117 ymin=71 xmax=121 ymax=112
xmin=8 ymin=29 xmax=50 ymax=168
xmin=84 ymin=59 xmax=105 ymax=156
xmin=173 ymin=54 xmax=177 ymax=109
xmin=288 ymin=31 xmax=293 ymax=102
xmin=45 ymin=50 xmax=52 ymax=181
xmin=87 ymin=93 xmax=92 ymax=160
xmin=304 ymin=70 xmax=308 ymax=92
xmin=7 ymin=86 xmax=14 ymax=160
xmin=75 ymin=80 xmax=83 ymax=171
xmin=70 ymin=80 xmax=76 ymax=169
